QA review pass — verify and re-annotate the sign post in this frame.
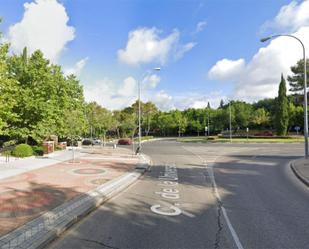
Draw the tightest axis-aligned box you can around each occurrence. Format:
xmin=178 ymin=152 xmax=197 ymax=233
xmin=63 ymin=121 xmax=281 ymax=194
xmin=295 ymin=126 xmax=300 ymax=135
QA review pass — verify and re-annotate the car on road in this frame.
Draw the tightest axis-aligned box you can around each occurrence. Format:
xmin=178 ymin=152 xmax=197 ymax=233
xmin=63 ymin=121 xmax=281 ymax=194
xmin=254 ymin=130 xmax=273 ymax=136
xmin=82 ymin=138 xmax=94 ymax=145
xmin=93 ymin=139 xmax=102 ymax=145
xmin=118 ymin=138 xmax=132 ymax=145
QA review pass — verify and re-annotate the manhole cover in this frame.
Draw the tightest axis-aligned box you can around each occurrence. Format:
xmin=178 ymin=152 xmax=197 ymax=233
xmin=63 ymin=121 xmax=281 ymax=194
xmin=90 ymin=178 xmax=109 ymax=185
xmin=72 ymin=168 xmax=106 ymax=175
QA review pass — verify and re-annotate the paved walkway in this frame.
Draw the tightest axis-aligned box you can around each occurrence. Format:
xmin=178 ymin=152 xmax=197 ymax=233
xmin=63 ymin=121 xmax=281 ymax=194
xmin=0 ymin=149 xmax=81 ymax=180
xmin=291 ymin=158 xmax=309 ymax=187
xmin=0 ymin=146 xmax=139 ymax=237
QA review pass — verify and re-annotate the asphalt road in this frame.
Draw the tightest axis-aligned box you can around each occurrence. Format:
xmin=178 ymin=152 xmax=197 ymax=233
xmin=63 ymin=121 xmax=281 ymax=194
xmin=49 ymin=140 xmax=309 ymax=249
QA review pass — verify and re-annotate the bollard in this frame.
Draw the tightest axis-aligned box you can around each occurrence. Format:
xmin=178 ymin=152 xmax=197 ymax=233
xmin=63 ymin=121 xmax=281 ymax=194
xmin=135 ymin=146 xmax=140 ymax=155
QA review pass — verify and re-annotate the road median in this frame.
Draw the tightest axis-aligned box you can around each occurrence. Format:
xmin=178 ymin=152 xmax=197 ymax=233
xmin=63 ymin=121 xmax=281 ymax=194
xmin=290 ymin=159 xmax=309 ymax=187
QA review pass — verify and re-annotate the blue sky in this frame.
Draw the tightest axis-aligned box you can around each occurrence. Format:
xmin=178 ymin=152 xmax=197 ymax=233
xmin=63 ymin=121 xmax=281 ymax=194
xmin=1 ymin=0 xmax=308 ymax=110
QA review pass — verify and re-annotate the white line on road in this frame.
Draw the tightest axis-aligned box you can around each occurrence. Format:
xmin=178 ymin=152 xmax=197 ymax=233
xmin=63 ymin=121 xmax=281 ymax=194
xmin=182 ymin=146 xmax=245 ymax=249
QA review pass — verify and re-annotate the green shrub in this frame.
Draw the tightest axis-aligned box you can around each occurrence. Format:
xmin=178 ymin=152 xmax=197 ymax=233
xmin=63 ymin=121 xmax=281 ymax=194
xmin=12 ymin=144 xmax=33 ymax=158
xmin=32 ymin=145 xmax=44 ymax=156
xmin=2 ymin=150 xmax=11 ymax=157
xmin=55 ymin=143 xmax=68 ymax=150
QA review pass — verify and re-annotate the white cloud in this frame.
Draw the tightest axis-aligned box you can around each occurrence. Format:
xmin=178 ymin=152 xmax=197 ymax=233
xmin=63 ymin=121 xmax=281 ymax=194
xmin=208 ymin=0 xmax=309 ymax=102
xmin=118 ymin=27 xmax=195 ymax=66
xmin=84 ymin=77 xmax=137 ymax=110
xmin=174 ymin=42 xmax=196 ymax=60
xmin=150 ymin=91 xmax=175 ymax=111
xmin=173 ymin=91 xmax=225 ymax=110
xmin=263 ymin=0 xmax=309 ymax=32
xmin=208 ymin=58 xmax=245 ymax=81
xmin=84 ymin=73 xmax=165 ymax=110
xmin=84 ymin=75 xmax=224 ymax=111
xmin=209 ymin=26 xmax=309 ymax=102
xmin=194 ymin=21 xmax=207 ymax=34
xmin=191 ymin=100 xmax=209 ymax=109
xmin=117 ymin=76 xmax=137 ymax=97
xmin=64 ymin=57 xmax=88 ymax=76
xmin=142 ymin=74 xmax=161 ymax=89
xmin=7 ymin=0 xmax=75 ymax=62
xmin=148 ymin=90 xmax=225 ymax=111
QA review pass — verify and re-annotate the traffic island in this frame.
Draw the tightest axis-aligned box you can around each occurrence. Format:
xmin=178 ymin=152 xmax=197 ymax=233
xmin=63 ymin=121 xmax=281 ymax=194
xmin=290 ymin=159 xmax=309 ymax=187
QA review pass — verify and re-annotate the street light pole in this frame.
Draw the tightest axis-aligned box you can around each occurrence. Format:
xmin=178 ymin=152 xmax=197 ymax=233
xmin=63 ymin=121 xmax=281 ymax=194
xmin=208 ymin=113 xmax=210 ymax=136
xmin=138 ymin=76 xmax=141 ymax=151
xmin=261 ymin=34 xmax=308 ymax=158
xmin=229 ymin=101 xmax=232 ymax=142
xmin=138 ymin=67 xmax=161 ymax=152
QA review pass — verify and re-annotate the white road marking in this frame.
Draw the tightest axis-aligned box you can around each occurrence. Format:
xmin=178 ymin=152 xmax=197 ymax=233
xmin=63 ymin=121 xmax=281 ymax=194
xmin=182 ymin=146 xmax=245 ymax=249
xmin=151 ymin=163 xmax=183 ymax=216
xmin=181 ymin=210 xmax=196 ymax=218
xmin=151 ymin=204 xmax=182 ymax=216
xmin=208 ymin=163 xmax=244 ymax=249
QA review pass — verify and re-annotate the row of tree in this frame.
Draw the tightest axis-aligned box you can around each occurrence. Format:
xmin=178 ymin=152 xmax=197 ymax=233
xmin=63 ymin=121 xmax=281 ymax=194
xmin=0 ymin=22 xmax=307 ymax=144
xmin=89 ymin=63 xmax=307 ymax=138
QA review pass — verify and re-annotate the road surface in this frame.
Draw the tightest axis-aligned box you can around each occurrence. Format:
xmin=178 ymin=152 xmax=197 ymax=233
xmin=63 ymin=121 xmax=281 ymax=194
xmin=49 ymin=140 xmax=309 ymax=249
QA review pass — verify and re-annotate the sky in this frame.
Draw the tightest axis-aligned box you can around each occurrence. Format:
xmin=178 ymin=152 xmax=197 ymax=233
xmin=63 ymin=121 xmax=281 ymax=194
xmin=1 ymin=0 xmax=309 ymax=110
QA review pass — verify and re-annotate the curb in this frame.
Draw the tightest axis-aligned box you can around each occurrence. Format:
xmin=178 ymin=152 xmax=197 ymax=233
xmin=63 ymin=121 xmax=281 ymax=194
xmin=0 ymin=155 xmax=151 ymax=249
xmin=290 ymin=161 xmax=309 ymax=187
xmin=140 ymin=138 xmax=165 ymax=144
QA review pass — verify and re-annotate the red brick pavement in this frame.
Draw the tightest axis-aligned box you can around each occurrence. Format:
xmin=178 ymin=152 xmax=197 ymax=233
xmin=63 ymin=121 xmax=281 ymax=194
xmin=0 ymin=147 xmax=138 ymax=236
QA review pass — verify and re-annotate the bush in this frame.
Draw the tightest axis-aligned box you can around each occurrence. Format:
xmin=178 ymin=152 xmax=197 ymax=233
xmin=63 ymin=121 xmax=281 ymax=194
xmin=32 ymin=145 xmax=44 ymax=156
xmin=12 ymin=144 xmax=33 ymax=158
xmin=55 ymin=145 xmax=63 ymax=151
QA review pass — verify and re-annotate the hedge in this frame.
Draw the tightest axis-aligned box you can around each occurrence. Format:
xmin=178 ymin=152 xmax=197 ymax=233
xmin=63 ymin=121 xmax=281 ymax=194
xmin=12 ymin=144 xmax=33 ymax=158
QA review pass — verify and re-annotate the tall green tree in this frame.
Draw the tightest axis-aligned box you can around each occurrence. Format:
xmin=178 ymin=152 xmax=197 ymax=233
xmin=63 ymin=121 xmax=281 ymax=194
xmin=172 ymin=110 xmax=187 ymax=136
xmin=232 ymin=101 xmax=252 ymax=128
xmin=275 ymin=74 xmax=289 ymax=135
xmin=0 ymin=43 xmax=19 ymax=134
xmin=131 ymin=101 xmax=158 ymax=136
xmin=287 ymin=59 xmax=309 ymax=94
xmin=288 ymin=102 xmax=303 ymax=130
xmin=251 ymin=108 xmax=270 ymax=128
xmin=85 ymin=102 xmax=114 ymax=144
xmin=6 ymin=50 xmax=86 ymax=143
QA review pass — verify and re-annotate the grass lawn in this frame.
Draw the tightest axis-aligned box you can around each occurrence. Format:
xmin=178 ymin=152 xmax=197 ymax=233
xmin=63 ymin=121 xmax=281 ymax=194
xmin=178 ymin=136 xmax=304 ymax=143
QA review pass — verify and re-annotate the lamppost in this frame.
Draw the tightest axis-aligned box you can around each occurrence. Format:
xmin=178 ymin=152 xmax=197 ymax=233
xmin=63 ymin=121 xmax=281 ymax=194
xmin=206 ymin=109 xmax=210 ymax=136
xmin=229 ymin=101 xmax=232 ymax=143
xmin=138 ymin=67 xmax=161 ymax=152
xmin=261 ymin=34 xmax=308 ymax=158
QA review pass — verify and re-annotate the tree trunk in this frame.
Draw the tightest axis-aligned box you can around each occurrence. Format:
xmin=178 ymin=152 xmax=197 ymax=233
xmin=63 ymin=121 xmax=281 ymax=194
xmin=146 ymin=118 xmax=150 ymax=136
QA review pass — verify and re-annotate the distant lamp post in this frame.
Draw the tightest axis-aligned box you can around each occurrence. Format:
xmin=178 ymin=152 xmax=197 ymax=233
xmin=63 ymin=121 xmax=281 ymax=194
xmin=206 ymin=108 xmax=210 ymax=136
xmin=261 ymin=34 xmax=308 ymax=158
xmin=246 ymin=127 xmax=249 ymax=141
xmin=138 ymin=67 xmax=161 ymax=152
xmin=229 ymin=101 xmax=232 ymax=143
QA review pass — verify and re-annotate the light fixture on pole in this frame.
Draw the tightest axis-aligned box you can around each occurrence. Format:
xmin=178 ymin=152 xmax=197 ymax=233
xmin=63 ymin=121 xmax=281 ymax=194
xmin=229 ymin=101 xmax=232 ymax=143
xmin=261 ymin=34 xmax=308 ymax=158
xmin=138 ymin=67 xmax=161 ymax=153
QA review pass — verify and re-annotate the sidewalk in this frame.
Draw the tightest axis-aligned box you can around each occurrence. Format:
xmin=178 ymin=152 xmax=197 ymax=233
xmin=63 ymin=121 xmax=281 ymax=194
xmin=290 ymin=158 xmax=309 ymax=187
xmin=0 ymin=149 xmax=80 ymax=180
xmin=0 ymin=146 xmax=149 ymax=249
